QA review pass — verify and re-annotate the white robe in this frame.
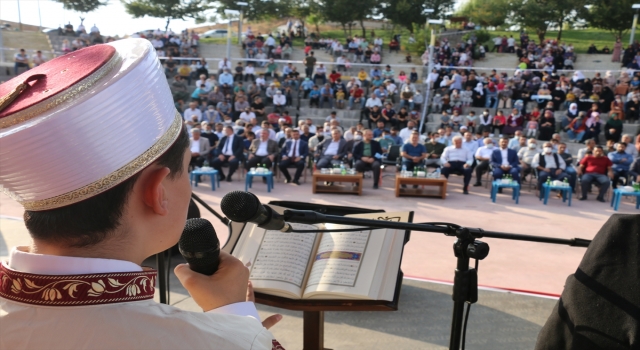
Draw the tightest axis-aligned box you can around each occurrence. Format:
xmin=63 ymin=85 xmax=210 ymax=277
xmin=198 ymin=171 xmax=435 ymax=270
xmin=0 ymin=247 xmax=275 ymax=350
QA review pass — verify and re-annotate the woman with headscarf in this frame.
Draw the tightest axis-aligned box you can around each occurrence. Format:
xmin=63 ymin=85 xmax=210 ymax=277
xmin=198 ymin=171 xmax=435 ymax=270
xmin=538 ymin=109 xmax=556 ymax=141
xmin=562 ymin=103 xmax=579 ymax=129
xmin=572 ymin=70 xmax=585 ymax=83
xmin=503 ymin=108 xmax=524 ymax=135
xmin=551 ymin=84 xmax=566 ymax=111
xmin=610 ymin=94 xmax=625 ymax=121
xmin=472 ymin=82 xmax=485 ymax=107
xmin=626 ymin=94 xmax=640 ymax=122
xmin=599 ymin=86 xmax=615 ymax=113
xmin=604 ymin=71 xmax=617 ymax=89
xmin=604 ymin=112 xmax=623 ymax=142
xmin=566 ymin=112 xmax=587 ymax=142
xmin=612 ymin=38 xmax=622 ymax=62
xmin=583 ymin=110 xmax=602 ymax=143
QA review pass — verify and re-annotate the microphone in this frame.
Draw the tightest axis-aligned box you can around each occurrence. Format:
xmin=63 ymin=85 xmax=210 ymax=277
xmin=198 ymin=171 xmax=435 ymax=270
xmin=178 ymin=218 xmax=220 ymax=275
xmin=220 ymin=191 xmax=292 ymax=232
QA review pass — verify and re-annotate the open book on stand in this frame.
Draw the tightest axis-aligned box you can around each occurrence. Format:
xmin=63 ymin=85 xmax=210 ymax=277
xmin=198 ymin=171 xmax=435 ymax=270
xmin=232 ymin=206 xmax=412 ymax=301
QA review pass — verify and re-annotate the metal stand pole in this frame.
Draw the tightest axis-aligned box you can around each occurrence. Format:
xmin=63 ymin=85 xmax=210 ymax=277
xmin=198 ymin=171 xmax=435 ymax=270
xmin=156 ymin=252 xmax=167 ymax=304
xmin=631 ymin=13 xmax=639 ymax=46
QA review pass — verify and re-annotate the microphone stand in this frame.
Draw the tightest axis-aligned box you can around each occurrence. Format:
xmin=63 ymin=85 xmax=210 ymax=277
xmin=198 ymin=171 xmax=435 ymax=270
xmin=282 ymin=210 xmax=590 ymax=350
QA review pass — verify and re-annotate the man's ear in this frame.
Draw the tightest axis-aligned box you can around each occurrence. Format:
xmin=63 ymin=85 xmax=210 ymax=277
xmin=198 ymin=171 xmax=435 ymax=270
xmin=142 ymin=167 xmax=171 ymax=216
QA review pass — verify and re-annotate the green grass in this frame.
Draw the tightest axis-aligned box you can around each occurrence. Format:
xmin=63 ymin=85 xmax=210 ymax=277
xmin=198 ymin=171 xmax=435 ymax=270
xmin=483 ymin=29 xmax=629 ymax=54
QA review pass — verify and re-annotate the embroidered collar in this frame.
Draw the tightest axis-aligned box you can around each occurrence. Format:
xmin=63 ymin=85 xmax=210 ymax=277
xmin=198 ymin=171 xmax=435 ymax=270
xmin=0 ymin=264 xmax=156 ymax=306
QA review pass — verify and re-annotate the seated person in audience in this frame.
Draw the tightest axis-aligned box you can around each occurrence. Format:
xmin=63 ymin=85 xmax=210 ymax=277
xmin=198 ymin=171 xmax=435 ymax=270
xmin=279 ymin=129 xmax=308 ymax=185
xmin=276 ymin=127 xmax=293 ymax=148
xmin=373 ymin=120 xmax=387 ymax=139
xmin=473 ymin=137 xmax=495 ymax=186
xmin=462 ymin=129 xmax=478 ymax=158
xmin=577 ymin=138 xmax=596 ymax=163
xmin=189 ymin=128 xmax=212 ymax=168
xmin=246 ymin=129 xmax=278 ymax=172
xmin=300 ymin=125 xmax=315 ymax=142
xmin=377 ymin=130 xmax=394 ymax=152
xmin=211 ymin=126 xmax=244 ymax=182
xmin=308 ymin=126 xmax=328 ymax=153
xmin=532 ymin=142 xmax=570 ymax=198
xmin=491 ymin=137 xmax=521 ymax=182
xmin=381 ymin=103 xmax=396 ymax=127
xmin=315 ymin=129 xmax=349 ymax=169
xmin=243 ymin=131 xmax=255 ymax=152
xmin=557 ymin=142 xmax=577 ymax=186
xmin=353 ymin=130 xmax=383 ymax=189
xmin=518 ymin=138 xmax=539 ymax=180
xmin=608 ymin=142 xmax=633 ymax=189
xmin=401 ymin=131 xmax=427 ymax=172
xmin=578 ymin=146 xmax=613 ymax=202
xmin=398 ymin=120 xmax=417 ymax=143
xmin=368 ymin=105 xmax=382 ymax=129
xmin=424 ymin=132 xmax=445 ymax=168
xmin=441 ymin=136 xmax=474 ymax=194
xmin=629 ymin=155 xmax=640 ymax=182
xmin=389 ymin=127 xmax=403 ymax=145
xmin=440 ymin=111 xmax=451 ymax=129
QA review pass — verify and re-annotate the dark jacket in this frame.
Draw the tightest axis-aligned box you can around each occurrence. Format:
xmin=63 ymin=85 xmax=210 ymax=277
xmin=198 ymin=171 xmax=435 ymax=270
xmin=280 ymin=139 xmax=309 ymax=159
xmin=217 ymin=134 xmax=244 ymax=159
xmin=352 ymin=140 xmax=383 ymax=161
xmin=491 ymin=148 xmax=520 ymax=169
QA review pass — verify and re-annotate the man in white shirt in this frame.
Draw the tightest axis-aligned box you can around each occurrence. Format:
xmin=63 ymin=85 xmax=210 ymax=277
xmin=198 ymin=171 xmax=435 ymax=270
xmin=272 ymin=90 xmax=286 ymax=108
xmin=532 ymin=142 xmax=569 ymax=198
xmin=461 ymin=130 xmax=478 ymax=161
xmin=325 ymin=111 xmax=341 ymax=124
xmin=306 ymin=118 xmax=317 ymax=134
xmin=195 ymin=74 xmax=213 ymax=92
xmin=183 ymin=101 xmax=202 ymax=123
xmin=13 ymin=49 xmax=29 ymax=75
xmin=256 ymin=120 xmax=277 ymax=141
xmin=265 ymin=35 xmax=276 ymax=56
xmin=239 ymin=107 xmax=256 ymax=124
xmin=315 ymin=129 xmax=348 ymax=169
xmin=399 ymin=120 xmax=417 ymax=143
xmin=473 ymin=137 xmax=495 ymax=186
xmin=246 ymin=129 xmax=278 ymax=170
xmin=218 ymin=57 xmax=232 ymax=73
xmin=441 ymin=135 xmax=474 ymax=194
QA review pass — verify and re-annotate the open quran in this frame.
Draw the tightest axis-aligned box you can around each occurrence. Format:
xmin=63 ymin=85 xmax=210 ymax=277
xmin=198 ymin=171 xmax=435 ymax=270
xmin=231 ymin=209 xmax=411 ymax=301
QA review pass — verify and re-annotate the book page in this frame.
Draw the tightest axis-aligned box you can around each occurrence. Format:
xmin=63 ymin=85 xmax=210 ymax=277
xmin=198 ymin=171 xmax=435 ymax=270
xmin=232 ymin=222 xmax=320 ymax=299
xmin=303 ymin=212 xmax=411 ymax=300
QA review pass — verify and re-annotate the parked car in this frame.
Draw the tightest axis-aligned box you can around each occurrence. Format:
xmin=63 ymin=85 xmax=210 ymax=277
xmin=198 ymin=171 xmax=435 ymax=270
xmin=202 ymin=29 xmax=229 ymax=38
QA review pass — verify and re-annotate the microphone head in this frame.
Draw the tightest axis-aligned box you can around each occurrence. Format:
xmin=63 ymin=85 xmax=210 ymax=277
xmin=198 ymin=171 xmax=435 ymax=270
xmin=221 ymin=191 xmax=261 ymax=222
xmin=178 ymin=218 xmax=220 ymax=276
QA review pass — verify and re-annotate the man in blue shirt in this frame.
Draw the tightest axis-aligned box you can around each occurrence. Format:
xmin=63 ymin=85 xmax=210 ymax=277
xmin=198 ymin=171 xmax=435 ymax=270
xmin=370 ymin=68 xmax=382 ymax=79
xmin=372 ymin=121 xmax=386 ymax=138
xmin=300 ymin=78 xmax=314 ymax=98
xmin=389 ymin=127 xmax=404 ymax=145
xmin=401 ymin=131 xmax=427 ymax=171
xmin=608 ymin=142 xmax=633 ymax=189
xmin=320 ymin=83 xmax=334 ymax=108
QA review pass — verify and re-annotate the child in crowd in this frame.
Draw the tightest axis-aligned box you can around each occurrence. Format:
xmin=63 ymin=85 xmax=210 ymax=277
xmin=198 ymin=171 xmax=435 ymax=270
xmin=440 ymin=111 xmax=451 ymax=129
xmin=460 ymin=86 xmax=473 ymax=107
xmin=409 ymin=68 xmax=418 ymax=83
xmin=432 ymin=94 xmax=443 ymax=112
xmin=335 ymin=88 xmax=346 ymax=109
xmin=466 ymin=111 xmax=477 ymax=133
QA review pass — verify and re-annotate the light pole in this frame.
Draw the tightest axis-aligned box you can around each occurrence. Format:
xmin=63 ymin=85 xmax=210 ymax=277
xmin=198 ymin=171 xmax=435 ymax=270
xmin=419 ymin=19 xmax=442 ymax=136
xmin=237 ymin=2 xmax=248 ymax=45
xmin=631 ymin=4 xmax=640 ymax=46
xmin=224 ymin=9 xmax=240 ymax=61
xmin=423 ymin=9 xmax=434 ymax=51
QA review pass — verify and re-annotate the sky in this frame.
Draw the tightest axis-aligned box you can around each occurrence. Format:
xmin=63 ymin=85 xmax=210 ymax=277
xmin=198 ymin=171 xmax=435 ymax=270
xmin=0 ymin=0 xmax=214 ymax=37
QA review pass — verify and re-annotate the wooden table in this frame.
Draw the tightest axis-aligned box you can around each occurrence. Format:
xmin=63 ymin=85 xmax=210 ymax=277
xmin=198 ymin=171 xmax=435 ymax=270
xmin=312 ymin=172 xmax=363 ymax=195
xmin=395 ymin=176 xmax=447 ymax=198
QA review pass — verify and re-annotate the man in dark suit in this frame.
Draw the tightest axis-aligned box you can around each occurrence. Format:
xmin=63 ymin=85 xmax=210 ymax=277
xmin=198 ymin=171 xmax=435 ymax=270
xmin=245 ymin=129 xmax=279 ymax=170
xmin=353 ymin=129 xmax=383 ymax=189
xmin=279 ymin=129 xmax=308 ymax=185
xmin=491 ymin=137 xmax=521 ymax=181
xmin=315 ymin=128 xmax=349 ymax=169
xmin=211 ymin=126 xmax=244 ymax=182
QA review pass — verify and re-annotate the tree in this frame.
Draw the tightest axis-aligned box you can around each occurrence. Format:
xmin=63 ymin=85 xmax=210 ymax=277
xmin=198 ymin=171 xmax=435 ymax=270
xmin=307 ymin=13 xmax=324 ymax=34
xmin=456 ymin=0 xmax=510 ymax=28
xmin=214 ymin=0 xmax=290 ymax=21
xmin=53 ymin=0 xmax=107 ymax=13
xmin=582 ymin=0 xmax=635 ymax=39
xmin=122 ymin=0 xmax=209 ymax=32
xmin=510 ymin=0 xmax=587 ymax=42
xmin=320 ymin=0 xmax=376 ymax=37
xmin=378 ymin=0 xmax=454 ymax=33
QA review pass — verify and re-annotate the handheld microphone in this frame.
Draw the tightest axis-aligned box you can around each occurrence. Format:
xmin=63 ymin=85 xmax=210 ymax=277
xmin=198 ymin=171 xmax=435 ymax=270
xmin=220 ymin=191 xmax=292 ymax=232
xmin=178 ymin=218 xmax=220 ymax=275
